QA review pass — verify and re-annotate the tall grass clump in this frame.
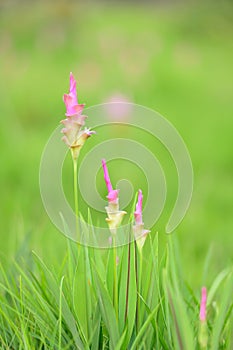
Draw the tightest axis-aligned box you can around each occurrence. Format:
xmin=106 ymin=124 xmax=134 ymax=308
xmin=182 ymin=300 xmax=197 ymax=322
xmin=0 ymin=232 xmax=232 ymax=349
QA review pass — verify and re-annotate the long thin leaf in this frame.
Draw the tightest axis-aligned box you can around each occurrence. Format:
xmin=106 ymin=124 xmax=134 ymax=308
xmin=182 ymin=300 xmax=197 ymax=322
xmin=92 ymin=263 xmax=120 ymax=349
xmin=210 ymin=270 xmax=233 ymax=350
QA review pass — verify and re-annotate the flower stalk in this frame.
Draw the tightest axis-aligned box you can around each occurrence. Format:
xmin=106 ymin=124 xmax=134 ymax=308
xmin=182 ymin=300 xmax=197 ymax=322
xmin=61 ymin=72 xmax=95 ymax=236
xmin=124 ymin=234 xmax=131 ymax=323
xmin=102 ymin=159 xmax=126 ymax=320
xmin=73 ymin=157 xmax=79 ymax=235
xmin=133 ymin=189 xmax=150 ymax=333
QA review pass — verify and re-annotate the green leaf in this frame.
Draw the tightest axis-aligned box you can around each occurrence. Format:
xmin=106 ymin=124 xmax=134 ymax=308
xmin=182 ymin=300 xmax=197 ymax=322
xmin=115 ymin=326 xmax=128 ymax=350
xmin=163 ymin=239 xmax=195 ymax=350
xmin=210 ymin=270 xmax=233 ymax=350
xmin=130 ymin=303 xmax=160 ymax=350
xmin=118 ymin=241 xmax=137 ymax=347
xmin=106 ymin=245 xmax=114 ymax=302
xmin=90 ymin=304 xmax=101 ymax=350
xmin=32 ymin=251 xmax=85 ymax=349
xmin=139 ymin=294 xmax=170 ymax=350
xmin=207 ymin=267 xmax=231 ymax=306
xmin=92 ymin=263 xmax=120 ymax=349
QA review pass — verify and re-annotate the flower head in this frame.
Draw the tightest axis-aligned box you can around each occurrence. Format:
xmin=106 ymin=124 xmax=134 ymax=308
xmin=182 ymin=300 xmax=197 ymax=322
xmin=63 ymin=72 xmax=85 ymax=116
xmin=199 ymin=287 xmax=207 ymax=322
xmin=134 ymin=189 xmax=143 ymax=225
xmin=133 ymin=190 xmax=150 ymax=250
xmin=61 ymin=73 xmax=95 ymax=159
xmin=102 ymin=159 xmax=126 ymax=233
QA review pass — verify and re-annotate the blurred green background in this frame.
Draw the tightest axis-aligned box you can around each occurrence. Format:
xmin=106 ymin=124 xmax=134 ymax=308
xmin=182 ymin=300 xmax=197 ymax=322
xmin=0 ymin=0 xmax=232 ymax=286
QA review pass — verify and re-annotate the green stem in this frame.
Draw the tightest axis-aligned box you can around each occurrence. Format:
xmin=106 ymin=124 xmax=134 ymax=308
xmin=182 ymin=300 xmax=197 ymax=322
xmin=137 ymin=249 xmax=143 ymax=332
xmin=72 ymin=152 xmax=90 ymax=341
xmin=124 ymin=239 xmax=131 ymax=323
xmin=135 ymin=243 xmax=143 ymax=334
xmin=72 ymin=155 xmax=79 ymax=238
xmin=112 ymin=235 xmax=118 ymax=321
xmin=134 ymin=241 xmax=139 ymax=334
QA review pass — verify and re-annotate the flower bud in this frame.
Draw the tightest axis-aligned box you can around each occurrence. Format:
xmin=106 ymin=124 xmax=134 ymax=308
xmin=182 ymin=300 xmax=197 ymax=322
xmin=133 ymin=190 xmax=150 ymax=250
xmin=198 ymin=287 xmax=208 ymax=348
xmin=102 ymin=159 xmax=126 ymax=233
xmin=61 ymin=73 xmax=95 ymax=160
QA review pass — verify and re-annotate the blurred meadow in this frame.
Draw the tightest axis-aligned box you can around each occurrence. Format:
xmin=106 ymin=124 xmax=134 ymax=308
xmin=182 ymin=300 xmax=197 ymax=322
xmin=0 ymin=0 xmax=233 ymax=287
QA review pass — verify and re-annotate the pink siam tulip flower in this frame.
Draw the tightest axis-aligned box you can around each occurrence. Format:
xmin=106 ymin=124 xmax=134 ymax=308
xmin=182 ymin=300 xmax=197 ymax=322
xmin=199 ymin=287 xmax=207 ymax=322
xmin=61 ymin=73 xmax=95 ymax=159
xmin=63 ymin=72 xmax=85 ymax=116
xmin=198 ymin=286 xmax=208 ymax=348
xmin=134 ymin=189 xmax=143 ymax=225
xmin=133 ymin=190 xmax=150 ymax=250
xmin=102 ymin=159 xmax=126 ymax=233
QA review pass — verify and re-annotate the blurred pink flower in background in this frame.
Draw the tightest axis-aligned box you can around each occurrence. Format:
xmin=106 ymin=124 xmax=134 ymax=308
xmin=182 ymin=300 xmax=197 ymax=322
xmin=104 ymin=93 xmax=132 ymax=122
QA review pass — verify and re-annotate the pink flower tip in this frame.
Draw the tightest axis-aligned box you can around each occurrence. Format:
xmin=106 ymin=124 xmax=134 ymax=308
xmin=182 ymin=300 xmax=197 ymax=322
xmin=69 ymin=72 xmax=76 ymax=93
xmin=199 ymin=287 xmax=207 ymax=322
xmin=63 ymin=72 xmax=85 ymax=117
xmin=134 ymin=189 xmax=143 ymax=225
xmin=107 ymin=189 xmax=119 ymax=202
xmin=102 ymin=159 xmax=113 ymax=193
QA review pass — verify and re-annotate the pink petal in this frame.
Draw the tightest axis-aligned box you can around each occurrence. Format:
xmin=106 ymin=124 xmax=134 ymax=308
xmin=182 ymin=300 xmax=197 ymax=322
xmin=107 ymin=189 xmax=119 ymax=203
xmin=102 ymin=159 xmax=113 ymax=193
xmin=69 ymin=72 xmax=76 ymax=94
xmin=65 ymin=104 xmax=85 ymax=117
xmin=63 ymin=73 xmax=85 ymax=116
xmin=134 ymin=189 xmax=143 ymax=225
xmin=63 ymin=94 xmax=73 ymax=107
xmin=200 ymin=287 xmax=207 ymax=322
xmin=73 ymin=104 xmax=85 ymax=114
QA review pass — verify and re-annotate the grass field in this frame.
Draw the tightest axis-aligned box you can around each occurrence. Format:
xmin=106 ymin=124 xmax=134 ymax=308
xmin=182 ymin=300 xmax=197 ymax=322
xmin=0 ymin=1 xmax=233 ymax=348
xmin=0 ymin=0 xmax=233 ymax=287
